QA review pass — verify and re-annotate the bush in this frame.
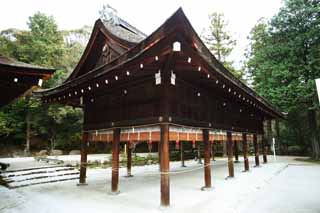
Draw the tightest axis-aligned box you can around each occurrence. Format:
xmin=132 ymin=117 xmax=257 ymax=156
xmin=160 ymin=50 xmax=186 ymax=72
xmin=287 ymin=145 xmax=304 ymax=156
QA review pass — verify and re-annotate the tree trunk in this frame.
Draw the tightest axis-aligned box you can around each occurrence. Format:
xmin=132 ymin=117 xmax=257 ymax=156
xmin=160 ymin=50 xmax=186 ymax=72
xmin=50 ymin=133 xmax=56 ymax=153
xmin=275 ymin=120 xmax=281 ymax=154
xmin=25 ymin=111 xmax=31 ymax=155
xmin=308 ymin=109 xmax=320 ymax=160
xmin=266 ymin=120 xmax=272 ymax=151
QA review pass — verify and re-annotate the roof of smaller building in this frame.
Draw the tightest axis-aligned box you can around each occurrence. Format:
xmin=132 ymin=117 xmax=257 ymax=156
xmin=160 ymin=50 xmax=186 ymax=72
xmin=0 ymin=55 xmax=55 ymax=107
xmin=0 ymin=55 xmax=54 ymax=72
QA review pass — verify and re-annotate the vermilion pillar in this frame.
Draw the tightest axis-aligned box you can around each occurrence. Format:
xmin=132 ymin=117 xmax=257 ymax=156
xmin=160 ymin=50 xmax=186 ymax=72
xmin=126 ymin=141 xmax=133 ymax=177
xmin=242 ymin=133 xmax=249 ymax=171
xmin=202 ymin=129 xmax=212 ymax=189
xmin=160 ymin=124 xmax=170 ymax=206
xmin=79 ymin=132 xmax=88 ymax=185
xmin=227 ymin=131 xmax=234 ymax=178
xmin=253 ymin=134 xmax=260 ymax=167
xmin=111 ymin=128 xmax=120 ymax=194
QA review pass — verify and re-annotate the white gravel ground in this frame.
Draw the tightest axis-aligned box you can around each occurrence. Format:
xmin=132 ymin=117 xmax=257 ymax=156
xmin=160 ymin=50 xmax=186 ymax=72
xmin=0 ymin=155 xmax=319 ymax=213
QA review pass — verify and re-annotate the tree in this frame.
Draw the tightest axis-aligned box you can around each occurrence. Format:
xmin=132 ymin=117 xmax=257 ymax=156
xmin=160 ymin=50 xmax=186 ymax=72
xmin=0 ymin=12 xmax=88 ymax=154
xmin=16 ymin=12 xmax=65 ymax=68
xmin=202 ymin=12 xmax=243 ymax=78
xmin=246 ymin=0 xmax=320 ymax=159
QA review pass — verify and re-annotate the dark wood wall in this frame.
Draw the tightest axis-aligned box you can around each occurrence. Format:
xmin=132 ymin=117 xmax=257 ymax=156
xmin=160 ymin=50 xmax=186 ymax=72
xmin=83 ymin=72 xmax=264 ymax=133
xmin=84 ymin=79 xmax=162 ymax=130
xmin=170 ymin=79 xmax=263 ymax=132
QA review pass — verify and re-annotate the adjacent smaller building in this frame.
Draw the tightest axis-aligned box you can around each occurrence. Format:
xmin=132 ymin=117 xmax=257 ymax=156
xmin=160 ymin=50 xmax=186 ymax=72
xmin=0 ymin=55 xmax=55 ymax=107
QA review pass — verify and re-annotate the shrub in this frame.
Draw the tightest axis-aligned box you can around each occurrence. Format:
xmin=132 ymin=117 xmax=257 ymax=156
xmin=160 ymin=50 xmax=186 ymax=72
xmin=287 ymin=145 xmax=304 ymax=156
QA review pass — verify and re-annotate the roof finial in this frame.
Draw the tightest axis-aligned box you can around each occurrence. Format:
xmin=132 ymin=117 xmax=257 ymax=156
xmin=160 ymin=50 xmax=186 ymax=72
xmin=99 ymin=4 xmax=120 ymax=25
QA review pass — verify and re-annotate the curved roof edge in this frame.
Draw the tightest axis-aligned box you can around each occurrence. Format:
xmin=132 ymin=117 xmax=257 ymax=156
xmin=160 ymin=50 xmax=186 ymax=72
xmin=66 ymin=18 xmax=146 ymax=82
xmin=0 ymin=55 xmax=55 ymax=74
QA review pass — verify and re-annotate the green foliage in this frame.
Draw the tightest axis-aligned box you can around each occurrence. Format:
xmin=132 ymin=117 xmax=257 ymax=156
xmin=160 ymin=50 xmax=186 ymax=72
xmin=288 ymin=145 xmax=304 ymax=156
xmin=245 ymin=0 xmax=320 ymax=155
xmin=0 ymin=12 xmax=88 ymax=153
xmin=202 ymin=12 xmax=244 ymax=79
xmin=19 ymin=12 xmax=64 ymax=68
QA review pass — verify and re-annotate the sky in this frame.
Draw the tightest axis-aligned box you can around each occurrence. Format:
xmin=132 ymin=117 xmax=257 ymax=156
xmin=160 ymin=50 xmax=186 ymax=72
xmin=0 ymin=0 xmax=284 ymax=68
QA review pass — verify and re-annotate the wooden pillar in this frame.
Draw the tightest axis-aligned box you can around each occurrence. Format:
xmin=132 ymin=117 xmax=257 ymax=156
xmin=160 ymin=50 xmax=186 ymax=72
xmin=180 ymin=141 xmax=186 ymax=167
xmin=242 ymin=133 xmax=249 ymax=171
xmin=126 ymin=141 xmax=133 ymax=177
xmin=253 ymin=134 xmax=260 ymax=167
xmin=262 ymin=134 xmax=268 ymax=163
xmin=111 ymin=128 xmax=120 ymax=194
xmin=197 ymin=142 xmax=202 ymax=164
xmin=212 ymin=141 xmax=216 ymax=161
xmin=227 ymin=131 xmax=234 ymax=177
xmin=234 ymin=141 xmax=239 ymax=162
xmin=160 ymin=124 xmax=170 ymax=207
xmin=158 ymin=141 xmax=161 ymax=171
xmin=202 ymin=129 xmax=212 ymax=189
xmin=79 ymin=132 xmax=88 ymax=185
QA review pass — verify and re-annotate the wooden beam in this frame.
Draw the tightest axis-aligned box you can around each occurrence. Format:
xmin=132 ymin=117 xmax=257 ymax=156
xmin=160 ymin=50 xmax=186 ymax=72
xmin=202 ymin=129 xmax=212 ymax=189
xmin=78 ymin=132 xmax=88 ymax=185
xmin=111 ymin=128 xmax=120 ymax=194
xmin=242 ymin=133 xmax=249 ymax=171
xmin=253 ymin=134 xmax=260 ymax=167
xmin=227 ymin=131 xmax=234 ymax=178
xmin=160 ymin=124 xmax=170 ymax=207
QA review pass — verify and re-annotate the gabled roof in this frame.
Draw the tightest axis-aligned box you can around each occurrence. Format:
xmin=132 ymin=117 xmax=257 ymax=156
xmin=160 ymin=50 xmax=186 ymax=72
xmin=0 ymin=55 xmax=55 ymax=107
xmin=36 ymin=8 xmax=283 ymax=119
xmin=66 ymin=17 xmax=146 ymax=82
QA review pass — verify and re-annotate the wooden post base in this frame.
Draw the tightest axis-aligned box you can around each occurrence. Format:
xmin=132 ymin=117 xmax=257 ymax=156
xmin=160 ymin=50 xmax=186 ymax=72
xmin=109 ymin=191 xmax=120 ymax=195
xmin=77 ymin=183 xmax=88 ymax=186
xmin=201 ymin=186 xmax=213 ymax=191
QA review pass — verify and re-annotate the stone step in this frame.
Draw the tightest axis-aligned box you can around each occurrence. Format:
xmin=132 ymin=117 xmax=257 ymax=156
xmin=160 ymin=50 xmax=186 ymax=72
xmin=4 ymin=170 xmax=79 ymax=183
xmin=0 ymin=165 xmax=80 ymax=189
xmin=3 ymin=165 xmax=74 ymax=174
xmin=3 ymin=167 xmax=76 ymax=178
xmin=9 ymin=175 xmax=79 ymax=189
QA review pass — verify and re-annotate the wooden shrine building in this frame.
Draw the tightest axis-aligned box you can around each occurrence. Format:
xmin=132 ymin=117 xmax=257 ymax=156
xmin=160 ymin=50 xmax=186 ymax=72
xmin=0 ymin=55 xmax=55 ymax=107
xmin=36 ymin=8 xmax=283 ymax=206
